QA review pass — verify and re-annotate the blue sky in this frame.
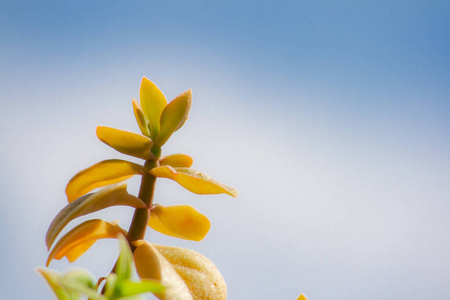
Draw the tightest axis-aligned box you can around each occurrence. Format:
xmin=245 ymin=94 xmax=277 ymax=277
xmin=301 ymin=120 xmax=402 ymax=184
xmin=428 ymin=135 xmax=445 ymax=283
xmin=1 ymin=1 xmax=449 ymax=299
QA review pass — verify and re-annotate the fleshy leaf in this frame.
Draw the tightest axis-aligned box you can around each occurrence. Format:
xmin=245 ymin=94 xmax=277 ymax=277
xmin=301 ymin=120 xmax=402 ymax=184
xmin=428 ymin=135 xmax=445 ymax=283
xmin=47 ymin=219 xmax=126 ymax=266
xmin=140 ymin=77 xmax=167 ymax=139
xmin=47 ymin=183 xmax=146 ymax=249
xmin=155 ymin=244 xmax=227 ymax=300
xmin=105 ymin=237 xmax=165 ymax=299
xmin=132 ymin=98 xmax=150 ymax=137
xmin=154 ymin=90 xmax=192 ymax=147
xmin=159 ymin=154 xmax=193 ymax=168
xmin=133 ymin=241 xmax=226 ymax=300
xmin=149 ymin=166 xmax=238 ymax=197
xmin=66 ymin=159 xmax=144 ymax=203
xmin=96 ymin=126 xmax=154 ymax=160
xmin=133 ymin=241 xmax=193 ymax=300
xmin=148 ymin=204 xmax=210 ymax=241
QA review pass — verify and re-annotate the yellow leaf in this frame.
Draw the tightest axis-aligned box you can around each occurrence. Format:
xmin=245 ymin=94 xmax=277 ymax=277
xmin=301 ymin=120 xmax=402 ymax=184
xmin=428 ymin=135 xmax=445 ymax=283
xmin=297 ymin=294 xmax=309 ymax=300
xmin=149 ymin=166 xmax=238 ymax=197
xmin=134 ymin=241 xmax=192 ymax=300
xmin=154 ymin=90 xmax=192 ymax=147
xmin=159 ymin=154 xmax=193 ymax=168
xmin=133 ymin=241 xmax=226 ymax=300
xmin=66 ymin=159 xmax=144 ymax=202
xmin=96 ymin=126 xmax=154 ymax=160
xmin=132 ymin=98 xmax=150 ymax=137
xmin=47 ymin=183 xmax=146 ymax=249
xmin=148 ymin=205 xmax=210 ymax=241
xmin=155 ymin=244 xmax=226 ymax=300
xmin=47 ymin=219 xmax=126 ymax=267
xmin=140 ymin=77 xmax=167 ymax=139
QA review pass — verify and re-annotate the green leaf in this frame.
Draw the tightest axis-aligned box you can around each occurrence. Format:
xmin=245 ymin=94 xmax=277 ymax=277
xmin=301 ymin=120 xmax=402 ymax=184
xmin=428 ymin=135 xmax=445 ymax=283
xmin=105 ymin=237 xmax=165 ymax=300
xmin=47 ymin=183 xmax=146 ymax=249
xmin=117 ymin=279 xmax=165 ymax=298
xmin=36 ymin=268 xmax=75 ymax=300
xmin=66 ymin=159 xmax=144 ymax=203
xmin=96 ymin=126 xmax=154 ymax=160
xmin=103 ymin=273 xmax=118 ymax=299
xmin=60 ymin=269 xmax=101 ymax=300
xmin=139 ymin=77 xmax=167 ymax=139
xmin=36 ymin=268 xmax=105 ymax=300
xmin=154 ymin=89 xmax=192 ymax=147
xmin=115 ymin=235 xmax=134 ymax=282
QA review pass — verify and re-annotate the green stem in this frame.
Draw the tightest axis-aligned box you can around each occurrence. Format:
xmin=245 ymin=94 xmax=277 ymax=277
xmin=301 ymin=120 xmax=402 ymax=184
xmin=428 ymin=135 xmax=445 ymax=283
xmin=127 ymin=160 xmax=157 ymax=243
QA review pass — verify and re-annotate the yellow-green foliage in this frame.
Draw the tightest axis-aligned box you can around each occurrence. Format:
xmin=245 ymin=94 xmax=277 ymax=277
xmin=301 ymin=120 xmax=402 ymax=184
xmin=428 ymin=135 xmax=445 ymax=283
xmin=41 ymin=77 xmax=238 ymax=300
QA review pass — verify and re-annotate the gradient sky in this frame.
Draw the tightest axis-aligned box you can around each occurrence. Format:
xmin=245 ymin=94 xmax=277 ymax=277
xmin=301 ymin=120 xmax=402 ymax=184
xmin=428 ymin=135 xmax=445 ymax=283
xmin=1 ymin=1 xmax=449 ymax=299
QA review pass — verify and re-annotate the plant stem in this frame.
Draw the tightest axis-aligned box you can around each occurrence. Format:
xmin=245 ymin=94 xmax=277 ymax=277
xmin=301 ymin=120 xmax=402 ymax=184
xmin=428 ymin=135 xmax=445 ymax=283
xmin=127 ymin=160 xmax=157 ymax=243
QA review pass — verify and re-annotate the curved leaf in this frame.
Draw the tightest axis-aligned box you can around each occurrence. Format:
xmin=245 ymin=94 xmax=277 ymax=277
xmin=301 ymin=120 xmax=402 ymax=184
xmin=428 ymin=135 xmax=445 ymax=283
xmin=132 ymin=98 xmax=150 ymax=137
xmin=133 ymin=241 xmax=226 ymax=300
xmin=57 ymin=269 xmax=100 ymax=300
xmin=36 ymin=268 xmax=75 ymax=300
xmin=115 ymin=234 xmax=133 ymax=282
xmin=66 ymin=159 xmax=144 ymax=203
xmin=116 ymin=279 xmax=165 ymax=298
xmin=37 ymin=268 xmax=104 ymax=300
xmin=140 ymin=77 xmax=167 ymax=139
xmin=47 ymin=219 xmax=126 ymax=266
xmin=102 ymin=273 xmax=118 ymax=299
xmin=154 ymin=90 xmax=192 ymax=147
xmin=149 ymin=166 xmax=238 ymax=197
xmin=159 ymin=154 xmax=193 ymax=168
xmin=133 ymin=241 xmax=192 ymax=300
xmin=148 ymin=205 xmax=210 ymax=241
xmin=96 ymin=126 xmax=154 ymax=160
xmin=47 ymin=183 xmax=146 ymax=249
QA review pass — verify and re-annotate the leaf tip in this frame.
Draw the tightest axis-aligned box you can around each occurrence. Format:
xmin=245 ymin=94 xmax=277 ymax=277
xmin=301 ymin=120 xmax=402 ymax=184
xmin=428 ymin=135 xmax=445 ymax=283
xmin=229 ymin=188 xmax=239 ymax=198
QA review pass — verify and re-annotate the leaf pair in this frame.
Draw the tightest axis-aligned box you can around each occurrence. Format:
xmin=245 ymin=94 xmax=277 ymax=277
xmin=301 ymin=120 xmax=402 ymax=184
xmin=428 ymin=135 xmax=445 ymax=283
xmin=65 ymin=154 xmax=236 ymax=205
xmin=48 ymin=183 xmax=146 ymax=250
xmin=133 ymin=241 xmax=226 ymax=300
xmin=47 ymin=219 xmax=127 ymax=267
xmin=46 ymin=192 xmax=210 ymax=265
xmin=137 ymin=77 xmax=192 ymax=146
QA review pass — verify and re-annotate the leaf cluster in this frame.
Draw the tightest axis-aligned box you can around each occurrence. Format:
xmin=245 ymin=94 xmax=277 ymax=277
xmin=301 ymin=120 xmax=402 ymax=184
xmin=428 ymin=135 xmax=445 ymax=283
xmin=41 ymin=77 xmax=237 ymax=300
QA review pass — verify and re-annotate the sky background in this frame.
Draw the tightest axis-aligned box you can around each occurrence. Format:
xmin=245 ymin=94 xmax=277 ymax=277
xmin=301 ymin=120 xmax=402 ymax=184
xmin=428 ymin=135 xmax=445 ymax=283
xmin=1 ymin=1 xmax=449 ymax=299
